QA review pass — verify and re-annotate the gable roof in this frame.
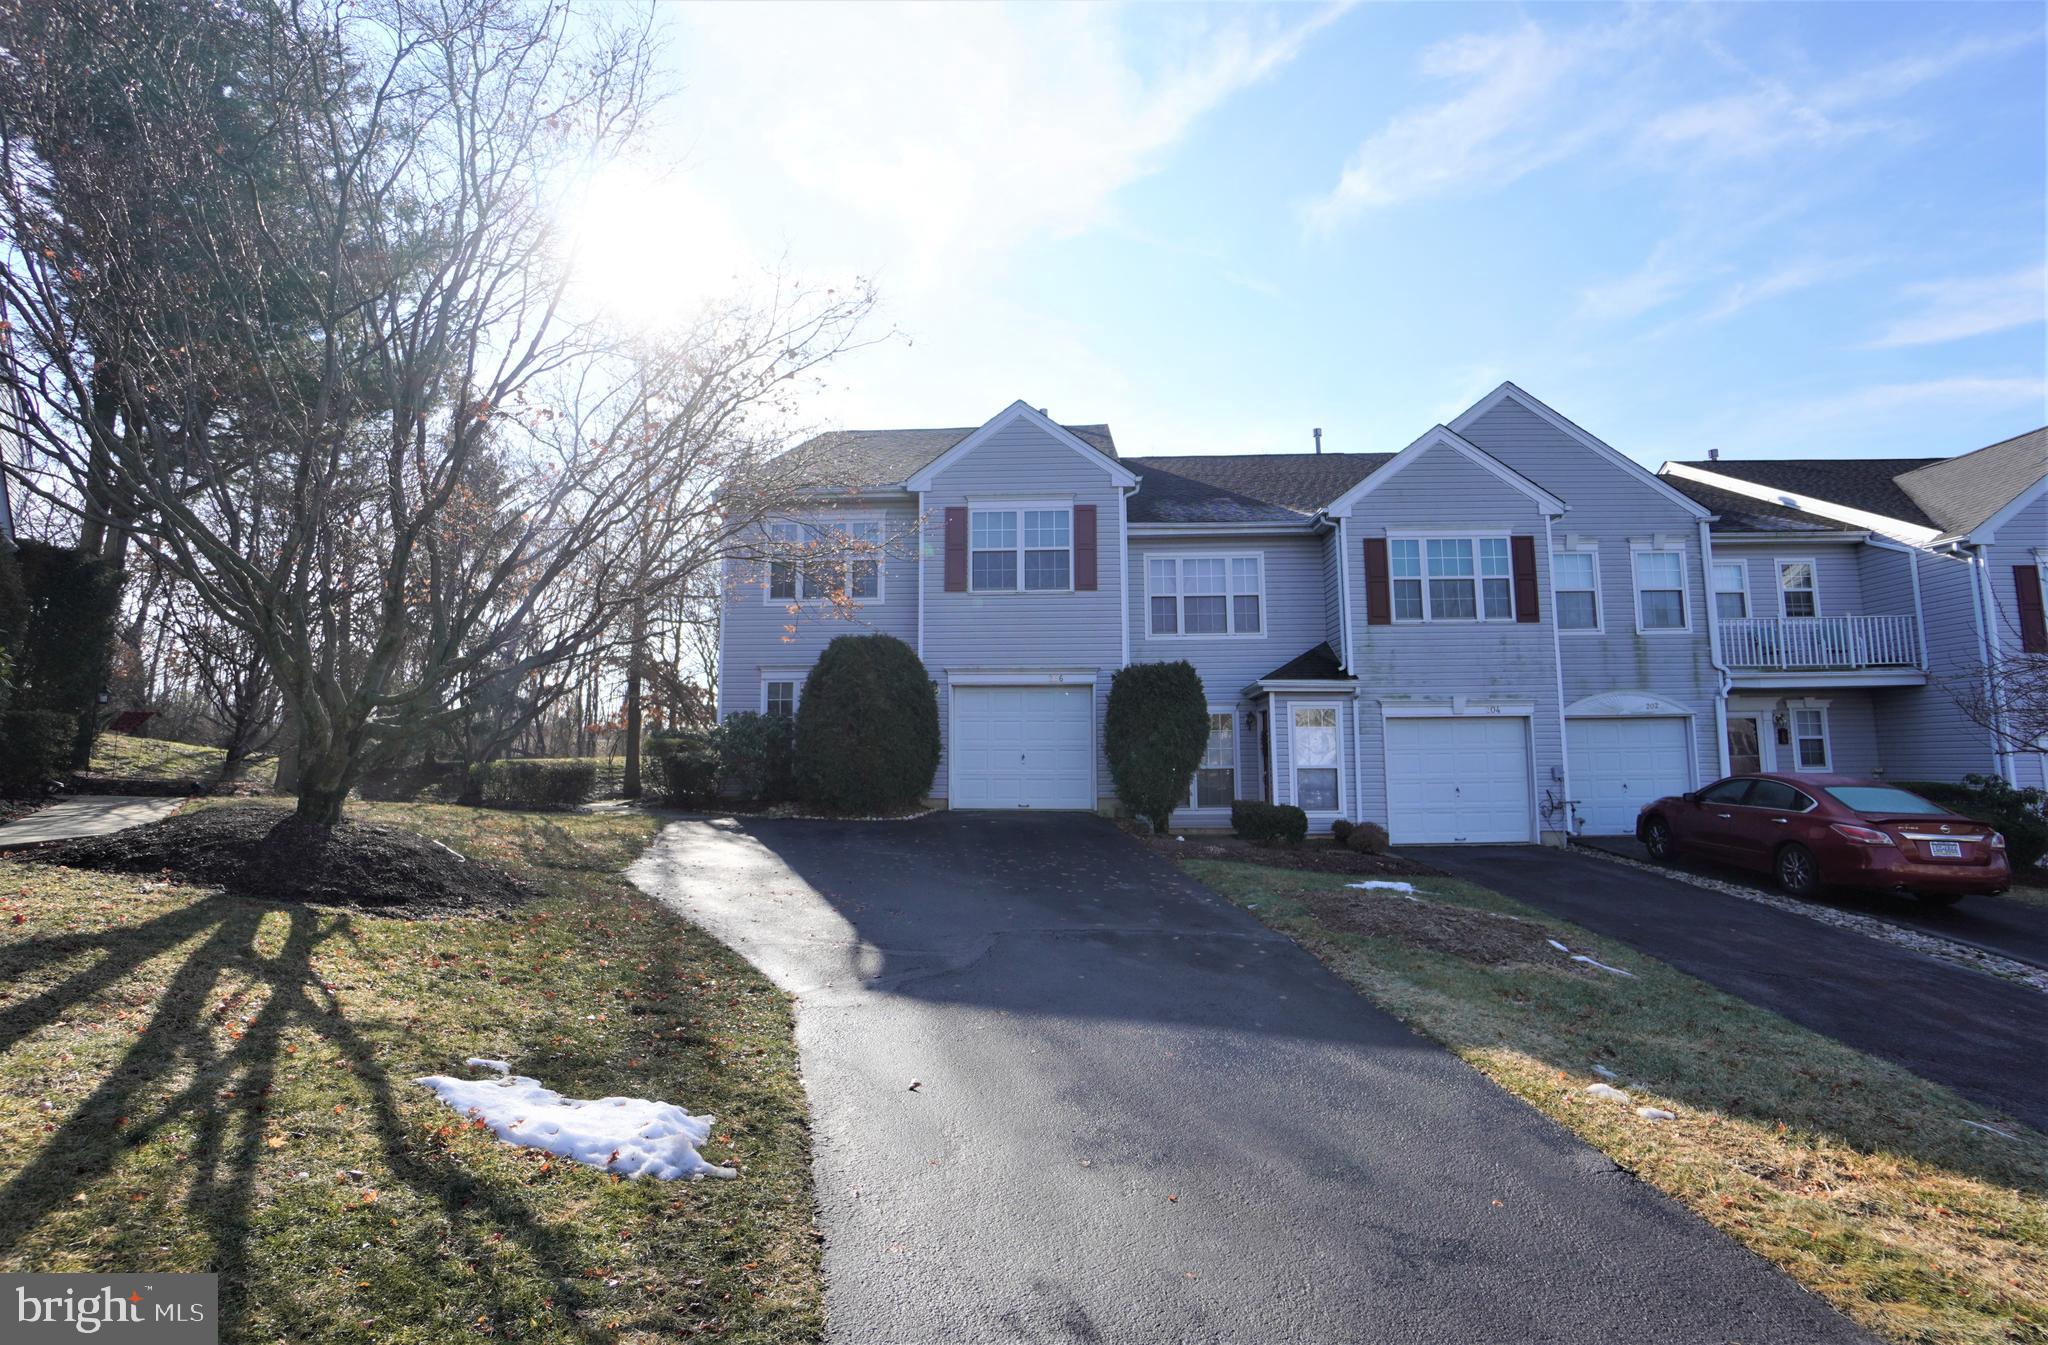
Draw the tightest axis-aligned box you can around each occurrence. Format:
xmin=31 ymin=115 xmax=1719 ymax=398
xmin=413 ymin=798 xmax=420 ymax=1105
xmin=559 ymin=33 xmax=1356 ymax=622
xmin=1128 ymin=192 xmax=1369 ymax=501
xmin=789 ymin=418 xmax=1117 ymax=490
xmin=903 ymin=401 xmax=1137 ymax=491
xmin=1894 ymin=426 xmax=2047 ymax=542
xmin=1325 ymin=424 xmax=1566 ymax=518
xmin=1125 ymin=453 xmax=1390 ymax=524
xmin=1667 ymin=457 xmax=1941 ymax=529
xmin=1257 ymin=642 xmax=1355 ymax=683
xmin=1660 ymin=475 xmax=1863 ymax=535
xmin=1451 ymin=381 xmax=1710 ymax=520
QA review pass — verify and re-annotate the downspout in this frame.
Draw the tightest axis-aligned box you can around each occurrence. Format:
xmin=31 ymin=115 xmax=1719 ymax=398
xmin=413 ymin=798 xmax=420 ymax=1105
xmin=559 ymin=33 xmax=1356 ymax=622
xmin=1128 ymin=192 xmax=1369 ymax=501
xmin=1119 ymin=481 xmax=1137 ymax=669
xmin=1544 ymin=512 xmax=1576 ymax=836
xmin=1334 ymin=514 xmax=1354 ymax=673
xmin=1698 ymin=519 xmax=1733 ymax=779
xmin=1967 ymin=546 xmax=2019 ymax=786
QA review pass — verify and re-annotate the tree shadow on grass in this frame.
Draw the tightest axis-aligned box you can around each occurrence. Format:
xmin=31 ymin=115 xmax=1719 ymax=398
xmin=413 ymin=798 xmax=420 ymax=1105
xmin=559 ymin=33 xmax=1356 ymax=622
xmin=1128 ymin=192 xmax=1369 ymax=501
xmin=0 ymin=893 xmax=620 ymax=1342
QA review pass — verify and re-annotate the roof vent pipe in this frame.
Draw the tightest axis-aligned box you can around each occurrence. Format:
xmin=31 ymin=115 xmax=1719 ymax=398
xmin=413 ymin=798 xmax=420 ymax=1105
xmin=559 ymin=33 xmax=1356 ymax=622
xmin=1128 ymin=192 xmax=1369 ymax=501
xmin=1709 ymin=448 xmax=1720 ymax=461
xmin=1313 ymin=427 xmax=1323 ymax=455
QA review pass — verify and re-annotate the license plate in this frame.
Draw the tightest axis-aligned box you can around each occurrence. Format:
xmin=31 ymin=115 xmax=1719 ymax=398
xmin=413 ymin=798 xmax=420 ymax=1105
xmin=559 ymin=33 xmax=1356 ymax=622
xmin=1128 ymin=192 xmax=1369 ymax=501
xmin=1928 ymin=840 xmax=1963 ymax=858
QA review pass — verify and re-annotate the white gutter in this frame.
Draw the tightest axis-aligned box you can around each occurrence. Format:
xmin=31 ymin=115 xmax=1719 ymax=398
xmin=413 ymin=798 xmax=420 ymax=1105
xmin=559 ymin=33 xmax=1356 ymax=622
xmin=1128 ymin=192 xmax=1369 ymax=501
xmin=1698 ymin=519 xmax=1734 ymax=779
xmin=1128 ymin=521 xmax=1318 ymax=536
xmin=1967 ymin=546 xmax=2020 ymax=786
xmin=1545 ymin=513 xmax=1577 ymax=831
xmin=915 ymin=490 xmax=926 ymax=661
xmin=1120 ymin=481 xmax=1137 ymax=668
xmin=1336 ymin=516 xmax=1354 ymax=673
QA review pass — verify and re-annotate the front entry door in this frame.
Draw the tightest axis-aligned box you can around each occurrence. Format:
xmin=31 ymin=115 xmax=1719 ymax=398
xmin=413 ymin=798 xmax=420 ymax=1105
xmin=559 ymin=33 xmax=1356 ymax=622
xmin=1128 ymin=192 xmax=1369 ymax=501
xmin=1727 ymin=715 xmax=1765 ymax=776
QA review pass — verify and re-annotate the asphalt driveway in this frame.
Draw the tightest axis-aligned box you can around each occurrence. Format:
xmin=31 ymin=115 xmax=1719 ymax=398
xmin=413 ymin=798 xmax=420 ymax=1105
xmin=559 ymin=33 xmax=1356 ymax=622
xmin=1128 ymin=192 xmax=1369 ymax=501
xmin=630 ymin=813 xmax=1866 ymax=1344
xmin=1417 ymin=845 xmax=2048 ymax=1133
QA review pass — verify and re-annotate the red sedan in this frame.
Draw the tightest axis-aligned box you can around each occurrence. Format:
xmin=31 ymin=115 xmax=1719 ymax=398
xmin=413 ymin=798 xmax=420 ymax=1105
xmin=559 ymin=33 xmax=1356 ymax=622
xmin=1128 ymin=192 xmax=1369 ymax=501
xmin=1635 ymin=773 xmax=2010 ymax=905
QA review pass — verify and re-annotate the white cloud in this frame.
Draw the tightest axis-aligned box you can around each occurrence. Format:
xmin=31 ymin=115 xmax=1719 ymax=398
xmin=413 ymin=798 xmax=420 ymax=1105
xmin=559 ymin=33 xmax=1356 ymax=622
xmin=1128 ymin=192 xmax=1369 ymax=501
xmin=1868 ymin=266 xmax=2048 ymax=348
xmin=1699 ymin=260 xmax=1858 ymax=323
xmin=1575 ymin=241 xmax=1705 ymax=324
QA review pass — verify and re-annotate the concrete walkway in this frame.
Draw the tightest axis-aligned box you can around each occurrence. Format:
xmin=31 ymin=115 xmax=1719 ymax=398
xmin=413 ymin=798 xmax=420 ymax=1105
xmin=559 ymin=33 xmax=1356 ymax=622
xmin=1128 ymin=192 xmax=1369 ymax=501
xmin=0 ymin=796 xmax=184 ymax=848
xmin=632 ymin=813 xmax=1868 ymax=1345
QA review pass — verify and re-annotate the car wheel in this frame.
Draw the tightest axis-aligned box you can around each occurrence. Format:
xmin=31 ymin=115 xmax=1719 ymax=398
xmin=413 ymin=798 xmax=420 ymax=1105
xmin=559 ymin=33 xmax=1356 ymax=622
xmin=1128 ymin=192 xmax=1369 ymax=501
xmin=1774 ymin=843 xmax=1820 ymax=897
xmin=1642 ymin=817 xmax=1676 ymax=863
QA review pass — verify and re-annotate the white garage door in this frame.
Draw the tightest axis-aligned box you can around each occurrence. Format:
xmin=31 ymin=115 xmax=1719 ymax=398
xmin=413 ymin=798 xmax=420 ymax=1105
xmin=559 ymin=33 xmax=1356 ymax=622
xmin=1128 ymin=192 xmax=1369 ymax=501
xmin=1385 ymin=716 xmax=1533 ymax=844
xmin=1567 ymin=717 xmax=1692 ymax=836
xmin=951 ymin=685 xmax=1095 ymax=810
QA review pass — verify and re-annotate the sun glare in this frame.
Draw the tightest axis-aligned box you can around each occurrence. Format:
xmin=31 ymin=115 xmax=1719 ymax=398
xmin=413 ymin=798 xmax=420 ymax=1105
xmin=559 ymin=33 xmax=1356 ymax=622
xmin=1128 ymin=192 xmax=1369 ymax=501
xmin=560 ymin=166 xmax=754 ymax=332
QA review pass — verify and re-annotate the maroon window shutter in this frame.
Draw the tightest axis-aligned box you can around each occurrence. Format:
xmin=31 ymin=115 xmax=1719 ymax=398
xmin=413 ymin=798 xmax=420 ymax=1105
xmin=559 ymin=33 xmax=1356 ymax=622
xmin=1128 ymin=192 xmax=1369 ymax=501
xmin=944 ymin=508 xmax=967 ymax=592
xmin=1510 ymin=535 xmax=1540 ymax=623
xmin=2016 ymin=564 xmax=2048 ymax=653
xmin=1073 ymin=504 xmax=1098 ymax=590
xmin=1363 ymin=537 xmax=1391 ymax=626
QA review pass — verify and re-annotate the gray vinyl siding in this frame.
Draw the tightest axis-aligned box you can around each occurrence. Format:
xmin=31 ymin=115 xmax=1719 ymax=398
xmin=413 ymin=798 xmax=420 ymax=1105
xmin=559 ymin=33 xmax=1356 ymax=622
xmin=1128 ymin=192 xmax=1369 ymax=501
xmin=1266 ymin=692 xmax=1361 ymax=832
xmin=1983 ymin=493 xmax=2048 ymax=789
xmin=1816 ymin=690 xmax=1880 ymax=775
xmin=1342 ymin=443 xmax=1562 ymax=837
xmin=1458 ymin=398 xmax=1721 ymax=792
xmin=1853 ymin=545 xmax=2005 ymax=783
xmin=919 ymin=419 xmax=1129 ymax=803
xmin=1322 ymin=531 xmax=1344 ymax=657
xmin=1709 ymin=540 xmax=1868 ymax=618
xmin=1129 ymin=533 xmax=1329 ymax=828
xmin=716 ymin=496 xmax=920 ymax=722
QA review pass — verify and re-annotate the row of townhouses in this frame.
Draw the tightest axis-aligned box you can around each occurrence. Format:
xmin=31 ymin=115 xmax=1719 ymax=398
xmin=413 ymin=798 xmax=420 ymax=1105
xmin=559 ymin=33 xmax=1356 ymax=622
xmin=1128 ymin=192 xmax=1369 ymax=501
xmin=717 ymin=383 xmax=2047 ymax=842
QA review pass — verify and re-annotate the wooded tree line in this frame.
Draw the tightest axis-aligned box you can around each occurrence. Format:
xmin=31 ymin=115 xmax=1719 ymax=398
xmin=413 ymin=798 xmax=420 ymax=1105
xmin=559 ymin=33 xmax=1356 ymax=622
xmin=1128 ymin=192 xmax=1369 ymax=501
xmin=0 ymin=0 xmax=884 ymax=825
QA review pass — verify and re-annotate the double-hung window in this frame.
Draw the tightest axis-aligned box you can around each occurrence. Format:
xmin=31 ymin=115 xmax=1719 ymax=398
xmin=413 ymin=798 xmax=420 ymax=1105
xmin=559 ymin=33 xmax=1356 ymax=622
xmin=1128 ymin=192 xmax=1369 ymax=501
xmin=1553 ymin=549 xmax=1599 ymax=630
xmin=1791 ymin=707 xmax=1829 ymax=770
xmin=971 ymin=505 xmax=1071 ymax=592
xmin=763 ymin=679 xmax=798 ymax=718
xmin=1291 ymin=705 xmax=1341 ymax=812
xmin=1777 ymin=560 xmax=1817 ymax=619
xmin=766 ymin=519 xmax=882 ymax=601
xmin=1390 ymin=537 xmax=1514 ymax=622
xmin=1712 ymin=561 xmax=1749 ymax=619
xmin=1191 ymin=711 xmax=1236 ymax=807
xmin=1633 ymin=547 xmax=1688 ymax=632
xmin=1147 ymin=555 xmax=1263 ymax=635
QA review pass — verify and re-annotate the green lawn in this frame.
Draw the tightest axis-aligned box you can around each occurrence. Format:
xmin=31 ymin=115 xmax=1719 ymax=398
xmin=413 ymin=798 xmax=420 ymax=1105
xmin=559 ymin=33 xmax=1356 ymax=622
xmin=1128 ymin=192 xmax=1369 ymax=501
xmin=1187 ymin=859 xmax=2048 ymax=1345
xmin=0 ymin=800 xmax=820 ymax=1344
xmin=89 ymin=731 xmax=232 ymax=782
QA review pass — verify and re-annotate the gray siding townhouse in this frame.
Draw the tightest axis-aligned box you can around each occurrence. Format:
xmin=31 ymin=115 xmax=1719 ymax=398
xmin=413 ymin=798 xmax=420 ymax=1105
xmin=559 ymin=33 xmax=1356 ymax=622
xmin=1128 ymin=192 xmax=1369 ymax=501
xmin=718 ymin=390 xmax=2043 ymax=841
xmin=1662 ymin=425 xmax=2047 ymax=794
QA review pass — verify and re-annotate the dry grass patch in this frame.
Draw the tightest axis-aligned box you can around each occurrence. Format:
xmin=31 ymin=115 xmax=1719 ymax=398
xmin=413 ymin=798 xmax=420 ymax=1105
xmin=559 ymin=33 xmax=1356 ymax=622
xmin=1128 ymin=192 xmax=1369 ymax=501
xmin=1188 ymin=859 xmax=2048 ymax=1345
xmin=0 ymin=800 xmax=820 ymax=1345
xmin=88 ymin=732 xmax=235 ymax=783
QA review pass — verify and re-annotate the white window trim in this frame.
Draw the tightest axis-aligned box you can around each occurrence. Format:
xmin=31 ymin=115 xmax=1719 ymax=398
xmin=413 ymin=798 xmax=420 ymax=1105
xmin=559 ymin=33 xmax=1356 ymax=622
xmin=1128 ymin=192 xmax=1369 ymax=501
xmin=1385 ymin=531 xmax=1519 ymax=624
xmin=1788 ymin=705 xmax=1831 ymax=773
xmin=1776 ymin=557 xmax=1819 ymax=620
xmin=968 ymin=498 xmax=1074 ymax=595
xmin=1188 ymin=704 xmax=1240 ymax=809
xmin=1630 ymin=542 xmax=1692 ymax=635
xmin=762 ymin=515 xmax=887 ymax=606
xmin=1143 ymin=552 xmax=1267 ymax=638
xmin=1551 ymin=542 xmax=1603 ymax=635
xmin=759 ymin=671 xmax=806 ymax=717
xmin=1288 ymin=700 xmax=1345 ymax=817
xmin=1711 ymin=558 xmax=1752 ymax=620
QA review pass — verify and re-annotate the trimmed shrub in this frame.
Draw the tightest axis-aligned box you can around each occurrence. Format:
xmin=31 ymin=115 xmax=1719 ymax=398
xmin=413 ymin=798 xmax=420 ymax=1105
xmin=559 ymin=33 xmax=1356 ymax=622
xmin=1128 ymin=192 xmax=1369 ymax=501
xmin=8 ymin=541 xmax=120 ymax=769
xmin=479 ymin=760 xmax=596 ymax=810
xmin=359 ymin=759 xmax=466 ymax=803
xmin=1105 ymin=661 xmax=1209 ymax=834
xmin=794 ymin=635 xmax=939 ymax=812
xmin=1897 ymin=775 xmax=2047 ymax=871
xmin=663 ymin=745 xmax=719 ymax=804
xmin=713 ymin=711 xmax=795 ymax=803
xmin=1232 ymin=800 xmax=1307 ymax=845
xmin=1345 ymin=821 xmax=1391 ymax=855
xmin=1330 ymin=818 xmax=1354 ymax=843
xmin=0 ymin=708 xmax=74 ymax=792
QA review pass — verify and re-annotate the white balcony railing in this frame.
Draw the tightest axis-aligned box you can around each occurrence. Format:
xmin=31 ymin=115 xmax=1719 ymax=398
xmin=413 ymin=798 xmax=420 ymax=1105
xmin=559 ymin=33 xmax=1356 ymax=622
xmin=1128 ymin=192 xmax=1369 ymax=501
xmin=1718 ymin=614 xmax=1921 ymax=671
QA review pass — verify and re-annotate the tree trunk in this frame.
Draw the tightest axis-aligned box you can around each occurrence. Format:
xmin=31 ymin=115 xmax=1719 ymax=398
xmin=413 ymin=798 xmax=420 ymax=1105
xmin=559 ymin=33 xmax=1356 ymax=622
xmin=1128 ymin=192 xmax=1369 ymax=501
xmin=622 ymin=603 xmax=645 ymax=798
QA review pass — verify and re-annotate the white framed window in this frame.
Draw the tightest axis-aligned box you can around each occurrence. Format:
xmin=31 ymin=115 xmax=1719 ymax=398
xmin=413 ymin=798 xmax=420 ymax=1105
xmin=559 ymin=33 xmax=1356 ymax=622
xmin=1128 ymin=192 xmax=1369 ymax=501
xmin=1632 ymin=545 xmax=1690 ymax=633
xmin=1146 ymin=554 xmax=1264 ymax=637
xmin=1290 ymin=703 xmax=1342 ymax=813
xmin=761 ymin=677 xmax=802 ymax=718
xmin=970 ymin=503 xmax=1071 ymax=593
xmin=1190 ymin=709 xmax=1237 ymax=808
xmin=1389 ymin=535 xmax=1515 ymax=623
xmin=1552 ymin=548 xmax=1600 ymax=631
xmin=1712 ymin=560 xmax=1750 ymax=619
xmin=765 ymin=518 xmax=883 ymax=603
xmin=1777 ymin=559 xmax=1818 ymax=619
xmin=1790 ymin=706 xmax=1830 ymax=771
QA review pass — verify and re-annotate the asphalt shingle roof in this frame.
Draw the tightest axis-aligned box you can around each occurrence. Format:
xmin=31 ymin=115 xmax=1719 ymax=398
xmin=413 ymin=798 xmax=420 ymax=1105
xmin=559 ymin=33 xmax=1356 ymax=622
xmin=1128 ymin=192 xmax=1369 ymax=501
xmin=1258 ymin=642 xmax=1354 ymax=683
xmin=1669 ymin=458 xmax=1942 ymax=528
xmin=788 ymin=423 xmax=1117 ymax=489
xmin=1894 ymin=427 xmax=2048 ymax=541
xmin=1124 ymin=453 xmax=1391 ymax=524
xmin=1660 ymin=477 xmax=1860 ymax=535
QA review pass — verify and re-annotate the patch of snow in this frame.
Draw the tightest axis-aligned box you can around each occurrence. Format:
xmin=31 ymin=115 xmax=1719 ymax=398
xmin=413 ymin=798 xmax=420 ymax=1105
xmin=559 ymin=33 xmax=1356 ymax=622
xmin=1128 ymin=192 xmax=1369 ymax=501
xmin=1546 ymin=939 xmax=1570 ymax=953
xmin=1636 ymin=1107 xmax=1675 ymax=1121
xmin=1585 ymin=1083 xmax=1631 ymax=1103
xmin=416 ymin=1065 xmax=736 ymax=1180
xmin=1571 ymin=954 xmax=1635 ymax=977
xmin=1346 ymin=881 xmax=1416 ymax=894
xmin=1963 ymin=1119 xmax=2020 ymax=1141
xmin=1592 ymin=1064 xmax=1618 ymax=1080
xmin=466 ymin=1057 xmax=511 ymax=1074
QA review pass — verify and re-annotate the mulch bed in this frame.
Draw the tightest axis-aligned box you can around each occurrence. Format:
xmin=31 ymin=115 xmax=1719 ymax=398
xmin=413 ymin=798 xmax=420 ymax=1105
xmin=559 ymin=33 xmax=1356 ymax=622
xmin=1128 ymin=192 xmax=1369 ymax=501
xmin=0 ymin=798 xmax=50 ymax=826
xmin=1300 ymin=887 xmax=1569 ymax=968
xmin=26 ymin=806 xmax=531 ymax=915
xmin=1130 ymin=828 xmax=1441 ymax=879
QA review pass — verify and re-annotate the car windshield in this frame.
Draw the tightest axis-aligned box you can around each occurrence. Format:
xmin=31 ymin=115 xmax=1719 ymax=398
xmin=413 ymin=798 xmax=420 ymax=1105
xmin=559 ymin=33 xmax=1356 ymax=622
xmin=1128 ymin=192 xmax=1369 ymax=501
xmin=1823 ymin=785 xmax=1948 ymax=815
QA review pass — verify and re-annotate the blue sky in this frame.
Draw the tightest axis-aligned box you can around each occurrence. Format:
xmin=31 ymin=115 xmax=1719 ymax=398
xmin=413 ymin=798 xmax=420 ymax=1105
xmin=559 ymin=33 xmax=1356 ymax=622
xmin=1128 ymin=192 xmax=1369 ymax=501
xmin=577 ymin=1 xmax=2045 ymax=468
